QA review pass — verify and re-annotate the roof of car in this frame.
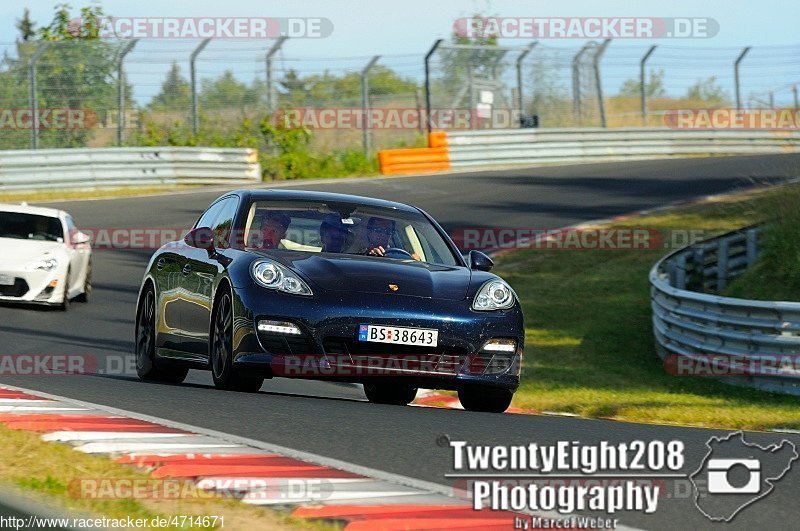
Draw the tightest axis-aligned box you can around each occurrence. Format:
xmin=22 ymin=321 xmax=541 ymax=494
xmin=0 ymin=203 xmax=65 ymax=218
xmin=226 ymin=189 xmax=420 ymax=213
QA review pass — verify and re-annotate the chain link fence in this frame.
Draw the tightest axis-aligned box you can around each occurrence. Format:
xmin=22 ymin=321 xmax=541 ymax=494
xmin=1 ymin=38 xmax=799 ymax=152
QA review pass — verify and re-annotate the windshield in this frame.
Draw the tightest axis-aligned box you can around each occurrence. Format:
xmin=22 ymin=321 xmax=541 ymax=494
xmin=0 ymin=212 xmax=64 ymax=242
xmin=243 ymin=200 xmax=459 ymax=266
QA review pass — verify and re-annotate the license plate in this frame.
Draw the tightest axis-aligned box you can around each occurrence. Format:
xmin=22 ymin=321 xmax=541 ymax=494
xmin=0 ymin=274 xmax=14 ymax=286
xmin=358 ymin=324 xmax=438 ymax=347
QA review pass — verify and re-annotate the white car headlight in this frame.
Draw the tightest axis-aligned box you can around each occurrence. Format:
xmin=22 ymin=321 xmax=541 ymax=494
xmin=251 ymin=259 xmax=312 ymax=296
xmin=472 ymin=279 xmax=516 ymax=311
xmin=25 ymin=257 xmax=59 ymax=272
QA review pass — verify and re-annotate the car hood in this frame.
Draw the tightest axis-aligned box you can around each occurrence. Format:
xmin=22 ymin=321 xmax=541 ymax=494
xmin=261 ymin=252 xmax=471 ymax=301
xmin=0 ymin=238 xmax=64 ymax=268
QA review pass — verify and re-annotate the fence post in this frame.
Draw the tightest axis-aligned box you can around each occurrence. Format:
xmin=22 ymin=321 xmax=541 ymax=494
xmin=190 ymin=38 xmax=212 ymax=137
xmin=593 ymin=39 xmax=611 ymax=128
xmin=265 ymin=36 xmax=288 ymax=116
xmin=116 ymin=39 xmax=138 ymax=147
xmin=28 ymin=42 xmax=50 ymax=150
xmin=640 ymin=45 xmax=657 ymax=126
xmin=572 ymin=43 xmax=591 ymax=125
xmin=424 ymin=39 xmax=444 ymax=134
xmin=734 ymin=46 xmax=751 ymax=109
xmin=516 ymin=41 xmax=537 ymax=126
xmin=361 ymin=55 xmax=381 ymax=156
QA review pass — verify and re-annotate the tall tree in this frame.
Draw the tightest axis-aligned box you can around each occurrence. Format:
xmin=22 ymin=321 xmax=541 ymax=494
xmin=149 ymin=62 xmax=190 ymax=109
xmin=15 ymin=8 xmax=36 ymax=41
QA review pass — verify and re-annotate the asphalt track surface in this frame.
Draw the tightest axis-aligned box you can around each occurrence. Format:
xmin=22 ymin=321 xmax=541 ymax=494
xmin=2 ymin=154 xmax=800 ymax=530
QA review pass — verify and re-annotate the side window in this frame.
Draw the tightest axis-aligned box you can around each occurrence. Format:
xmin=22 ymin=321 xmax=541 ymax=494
xmin=195 ymin=200 xmax=226 ymax=230
xmin=65 ymin=216 xmax=78 ymax=241
xmin=212 ymin=197 xmax=239 ymax=249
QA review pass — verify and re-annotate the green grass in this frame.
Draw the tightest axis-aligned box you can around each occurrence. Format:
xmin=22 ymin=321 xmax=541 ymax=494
xmin=496 ymin=184 xmax=800 ymax=430
xmin=725 ymin=184 xmax=800 ymax=301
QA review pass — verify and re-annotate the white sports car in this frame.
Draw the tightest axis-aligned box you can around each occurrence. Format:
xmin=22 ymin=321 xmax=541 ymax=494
xmin=0 ymin=203 xmax=92 ymax=310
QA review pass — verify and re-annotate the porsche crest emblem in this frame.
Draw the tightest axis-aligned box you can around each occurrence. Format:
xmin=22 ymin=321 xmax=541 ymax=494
xmin=388 ymin=284 xmax=399 ymax=292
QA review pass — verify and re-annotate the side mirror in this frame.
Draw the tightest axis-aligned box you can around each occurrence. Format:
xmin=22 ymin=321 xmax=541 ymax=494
xmin=72 ymin=232 xmax=91 ymax=245
xmin=469 ymin=250 xmax=493 ymax=272
xmin=185 ymin=227 xmax=215 ymax=251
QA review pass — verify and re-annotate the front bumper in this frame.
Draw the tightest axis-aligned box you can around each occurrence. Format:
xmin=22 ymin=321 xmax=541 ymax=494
xmin=0 ymin=267 xmax=64 ymax=305
xmin=230 ymin=287 xmax=524 ymax=391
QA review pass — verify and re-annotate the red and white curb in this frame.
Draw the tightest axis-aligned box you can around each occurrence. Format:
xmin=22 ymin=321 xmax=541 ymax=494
xmin=0 ymin=385 xmax=550 ymax=530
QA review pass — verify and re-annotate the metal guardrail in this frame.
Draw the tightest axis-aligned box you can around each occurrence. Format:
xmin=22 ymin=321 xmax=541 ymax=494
xmin=650 ymin=226 xmax=800 ymax=395
xmin=446 ymin=128 xmax=800 ymax=167
xmin=0 ymin=147 xmax=261 ymax=191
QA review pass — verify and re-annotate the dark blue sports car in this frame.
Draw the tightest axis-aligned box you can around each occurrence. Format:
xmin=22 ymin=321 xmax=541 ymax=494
xmin=135 ymin=189 xmax=524 ymax=412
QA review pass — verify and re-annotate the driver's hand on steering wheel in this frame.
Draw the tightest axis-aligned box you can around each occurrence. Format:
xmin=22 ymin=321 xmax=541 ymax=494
xmin=367 ymin=246 xmax=386 ymax=256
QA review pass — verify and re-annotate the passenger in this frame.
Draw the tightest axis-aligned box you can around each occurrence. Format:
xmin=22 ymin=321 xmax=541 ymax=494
xmin=258 ymin=211 xmax=291 ymax=249
xmin=319 ymin=214 xmax=350 ymax=253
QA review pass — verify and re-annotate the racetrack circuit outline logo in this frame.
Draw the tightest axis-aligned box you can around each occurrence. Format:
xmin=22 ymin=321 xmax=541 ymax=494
xmin=690 ymin=431 xmax=797 ymax=522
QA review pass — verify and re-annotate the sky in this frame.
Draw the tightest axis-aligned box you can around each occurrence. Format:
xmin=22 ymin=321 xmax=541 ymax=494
xmin=2 ymin=0 xmax=799 ymax=106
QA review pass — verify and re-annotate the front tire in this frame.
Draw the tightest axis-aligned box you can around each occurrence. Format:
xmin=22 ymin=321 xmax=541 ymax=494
xmin=75 ymin=261 xmax=91 ymax=303
xmin=210 ymin=288 xmax=263 ymax=392
xmin=363 ymin=383 xmax=418 ymax=405
xmin=458 ymin=386 xmax=514 ymax=413
xmin=135 ymin=284 xmax=188 ymax=383
xmin=58 ymin=269 xmax=71 ymax=311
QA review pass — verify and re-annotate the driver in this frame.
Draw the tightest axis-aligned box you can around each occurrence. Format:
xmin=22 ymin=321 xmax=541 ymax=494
xmin=365 ymin=217 xmax=395 ymax=257
xmin=365 ymin=216 xmax=421 ymax=260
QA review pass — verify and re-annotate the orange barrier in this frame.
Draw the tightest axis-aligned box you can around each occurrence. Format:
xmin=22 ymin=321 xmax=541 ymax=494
xmin=377 ymin=132 xmax=450 ymax=175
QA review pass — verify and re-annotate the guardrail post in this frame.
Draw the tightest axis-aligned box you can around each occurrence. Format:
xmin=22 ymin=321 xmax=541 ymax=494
xmin=361 ymin=55 xmax=381 ymax=156
xmin=675 ymin=253 xmax=687 ymax=290
xmin=640 ymin=45 xmax=657 ymax=126
xmin=265 ymin=36 xmax=288 ymax=116
xmin=116 ymin=39 xmax=138 ymax=147
xmin=746 ymin=228 xmax=759 ymax=266
xmin=717 ymin=239 xmax=729 ymax=292
xmin=424 ymin=39 xmax=445 ymax=134
xmin=593 ymin=39 xmax=611 ymax=128
xmin=27 ymin=42 xmax=50 ymax=150
xmin=516 ymin=41 xmax=537 ymax=125
xmin=190 ymin=38 xmax=212 ymax=137
xmin=734 ymin=46 xmax=751 ymax=109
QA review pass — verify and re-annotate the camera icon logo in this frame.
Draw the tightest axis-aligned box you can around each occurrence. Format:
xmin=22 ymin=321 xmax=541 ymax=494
xmin=706 ymin=458 xmax=760 ymax=494
xmin=691 ymin=431 xmax=797 ymax=522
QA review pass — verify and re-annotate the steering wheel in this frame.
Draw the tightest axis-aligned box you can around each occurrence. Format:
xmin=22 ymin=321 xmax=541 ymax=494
xmin=383 ymin=247 xmax=414 ymax=260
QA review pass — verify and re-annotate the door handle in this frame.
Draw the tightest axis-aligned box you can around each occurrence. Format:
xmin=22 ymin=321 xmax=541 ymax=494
xmin=156 ymin=258 xmax=166 ymax=270
xmin=182 ymin=264 xmax=192 ymax=275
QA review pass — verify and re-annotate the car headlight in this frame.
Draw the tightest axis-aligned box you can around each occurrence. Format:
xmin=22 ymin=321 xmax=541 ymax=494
xmin=251 ymin=259 xmax=313 ymax=296
xmin=25 ymin=257 xmax=59 ymax=272
xmin=472 ymin=279 xmax=516 ymax=311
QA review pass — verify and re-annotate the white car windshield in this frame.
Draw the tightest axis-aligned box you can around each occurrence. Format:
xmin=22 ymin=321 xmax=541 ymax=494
xmin=0 ymin=212 xmax=63 ymax=242
xmin=242 ymin=200 xmax=459 ymax=266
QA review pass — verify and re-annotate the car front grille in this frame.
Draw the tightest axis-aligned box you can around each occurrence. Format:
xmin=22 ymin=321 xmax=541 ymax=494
xmin=322 ymin=337 xmax=470 ymax=376
xmin=0 ymin=278 xmax=29 ymax=298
